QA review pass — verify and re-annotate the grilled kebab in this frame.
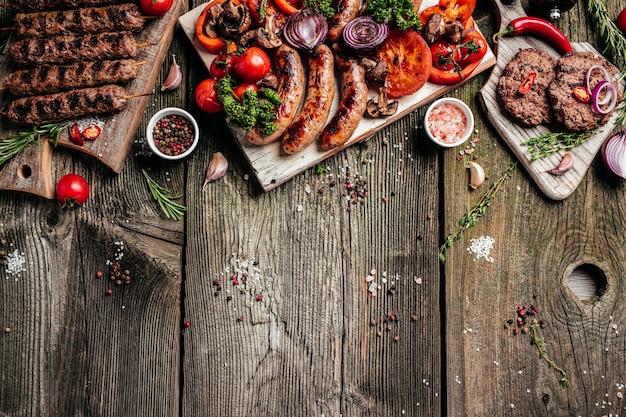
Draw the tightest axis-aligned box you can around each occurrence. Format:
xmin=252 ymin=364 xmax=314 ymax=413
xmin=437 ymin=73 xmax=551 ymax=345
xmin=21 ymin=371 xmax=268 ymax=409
xmin=13 ymin=0 xmax=128 ymax=12
xmin=4 ymin=59 xmax=140 ymax=96
xmin=6 ymin=84 xmax=130 ymax=125
xmin=14 ymin=3 xmax=145 ymax=38
xmin=8 ymin=31 xmax=138 ymax=67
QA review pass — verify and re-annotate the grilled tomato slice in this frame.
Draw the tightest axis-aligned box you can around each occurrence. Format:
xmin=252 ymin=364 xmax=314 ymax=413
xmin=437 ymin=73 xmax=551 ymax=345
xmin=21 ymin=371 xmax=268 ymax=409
xmin=377 ymin=29 xmax=432 ymax=98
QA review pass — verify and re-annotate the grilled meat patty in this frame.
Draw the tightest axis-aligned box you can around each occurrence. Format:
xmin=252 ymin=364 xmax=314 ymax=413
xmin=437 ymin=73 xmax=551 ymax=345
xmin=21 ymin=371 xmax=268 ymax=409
xmin=548 ymin=51 xmax=620 ymax=132
xmin=497 ymin=48 xmax=556 ymax=127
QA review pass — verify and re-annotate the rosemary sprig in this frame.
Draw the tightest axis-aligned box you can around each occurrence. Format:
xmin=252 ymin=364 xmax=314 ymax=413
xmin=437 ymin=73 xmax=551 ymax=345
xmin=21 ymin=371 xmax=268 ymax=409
xmin=586 ymin=0 xmax=626 ymax=127
xmin=438 ymin=162 xmax=517 ymax=262
xmin=0 ymin=123 xmax=67 ymax=167
xmin=531 ymin=323 xmax=570 ymax=388
xmin=142 ymin=169 xmax=187 ymax=221
xmin=521 ymin=131 xmax=593 ymax=162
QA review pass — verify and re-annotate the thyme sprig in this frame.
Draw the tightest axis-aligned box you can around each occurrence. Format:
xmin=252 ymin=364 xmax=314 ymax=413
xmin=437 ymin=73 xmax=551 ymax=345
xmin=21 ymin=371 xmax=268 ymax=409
xmin=521 ymin=131 xmax=593 ymax=161
xmin=586 ymin=0 xmax=626 ymax=127
xmin=531 ymin=323 xmax=571 ymax=388
xmin=142 ymin=169 xmax=187 ymax=221
xmin=0 ymin=123 xmax=67 ymax=167
xmin=438 ymin=162 xmax=517 ymax=263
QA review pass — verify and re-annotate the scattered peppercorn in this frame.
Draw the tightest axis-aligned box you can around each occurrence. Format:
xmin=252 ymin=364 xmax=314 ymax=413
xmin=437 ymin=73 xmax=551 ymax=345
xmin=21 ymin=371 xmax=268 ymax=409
xmin=4 ymin=327 xmax=10 ymax=333
xmin=184 ymin=321 xmax=191 ymax=327
xmin=105 ymin=289 xmax=113 ymax=296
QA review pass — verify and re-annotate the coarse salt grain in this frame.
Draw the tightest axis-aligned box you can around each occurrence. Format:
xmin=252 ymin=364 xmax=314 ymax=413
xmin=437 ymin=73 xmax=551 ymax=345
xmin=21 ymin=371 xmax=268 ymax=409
xmin=467 ymin=236 xmax=495 ymax=262
xmin=428 ymin=103 xmax=467 ymax=144
xmin=5 ymin=249 xmax=26 ymax=275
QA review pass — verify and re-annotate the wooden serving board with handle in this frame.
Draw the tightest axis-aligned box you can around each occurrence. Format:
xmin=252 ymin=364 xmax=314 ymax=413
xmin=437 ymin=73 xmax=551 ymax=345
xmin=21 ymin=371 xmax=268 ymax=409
xmin=478 ymin=0 xmax=623 ymax=200
xmin=0 ymin=0 xmax=186 ymax=199
xmin=179 ymin=0 xmax=497 ymax=191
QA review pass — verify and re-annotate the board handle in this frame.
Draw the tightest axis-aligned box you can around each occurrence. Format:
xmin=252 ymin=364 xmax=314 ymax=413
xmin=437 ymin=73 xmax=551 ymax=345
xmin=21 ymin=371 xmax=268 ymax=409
xmin=488 ymin=0 xmax=528 ymax=32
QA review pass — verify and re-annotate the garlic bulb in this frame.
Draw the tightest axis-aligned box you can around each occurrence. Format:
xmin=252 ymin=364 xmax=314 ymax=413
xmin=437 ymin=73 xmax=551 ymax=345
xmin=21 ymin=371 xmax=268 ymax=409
xmin=161 ymin=54 xmax=182 ymax=92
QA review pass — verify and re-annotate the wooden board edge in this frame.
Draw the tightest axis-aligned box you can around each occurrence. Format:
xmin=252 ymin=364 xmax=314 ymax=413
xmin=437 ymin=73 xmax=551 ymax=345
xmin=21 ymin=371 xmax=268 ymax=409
xmin=0 ymin=140 xmax=55 ymax=199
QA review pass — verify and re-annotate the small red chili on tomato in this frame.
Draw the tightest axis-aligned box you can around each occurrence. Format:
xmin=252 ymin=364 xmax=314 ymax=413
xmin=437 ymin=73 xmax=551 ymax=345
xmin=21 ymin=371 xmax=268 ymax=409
xmin=573 ymin=86 xmax=591 ymax=103
xmin=82 ymin=125 xmax=102 ymax=140
xmin=69 ymin=124 xmax=83 ymax=146
xmin=518 ymin=72 xmax=537 ymax=95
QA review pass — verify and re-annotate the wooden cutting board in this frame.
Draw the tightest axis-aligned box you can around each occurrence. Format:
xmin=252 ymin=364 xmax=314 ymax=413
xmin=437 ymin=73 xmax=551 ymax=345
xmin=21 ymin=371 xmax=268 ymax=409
xmin=179 ymin=0 xmax=497 ymax=191
xmin=0 ymin=0 xmax=185 ymax=199
xmin=478 ymin=0 xmax=623 ymax=200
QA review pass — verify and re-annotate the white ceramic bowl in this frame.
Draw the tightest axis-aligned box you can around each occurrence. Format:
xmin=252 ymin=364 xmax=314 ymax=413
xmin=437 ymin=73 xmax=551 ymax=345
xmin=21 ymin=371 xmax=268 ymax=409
xmin=424 ymin=97 xmax=474 ymax=148
xmin=146 ymin=107 xmax=200 ymax=160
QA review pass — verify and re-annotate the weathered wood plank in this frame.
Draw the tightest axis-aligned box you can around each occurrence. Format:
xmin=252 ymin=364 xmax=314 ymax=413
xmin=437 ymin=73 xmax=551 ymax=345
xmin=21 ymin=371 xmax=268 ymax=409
xmin=446 ymin=1 xmax=626 ymax=415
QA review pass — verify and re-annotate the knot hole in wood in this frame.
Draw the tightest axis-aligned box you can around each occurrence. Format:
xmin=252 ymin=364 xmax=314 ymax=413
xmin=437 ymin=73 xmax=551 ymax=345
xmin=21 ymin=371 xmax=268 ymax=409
xmin=17 ymin=164 xmax=32 ymax=180
xmin=567 ymin=263 xmax=607 ymax=302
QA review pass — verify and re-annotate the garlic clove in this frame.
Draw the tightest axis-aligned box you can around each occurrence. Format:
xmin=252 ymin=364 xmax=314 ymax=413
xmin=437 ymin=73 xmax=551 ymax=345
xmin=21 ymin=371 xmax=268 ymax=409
xmin=546 ymin=152 xmax=574 ymax=175
xmin=161 ymin=54 xmax=182 ymax=92
xmin=466 ymin=161 xmax=485 ymax=189
xmin=204 ymin=152 xmax=228 ymax=187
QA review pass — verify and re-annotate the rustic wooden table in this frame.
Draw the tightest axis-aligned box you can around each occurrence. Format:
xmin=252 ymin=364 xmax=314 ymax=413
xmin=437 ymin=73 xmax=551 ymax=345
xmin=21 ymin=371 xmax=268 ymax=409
xmin=2 ymin=0 xmax=626 ymax=416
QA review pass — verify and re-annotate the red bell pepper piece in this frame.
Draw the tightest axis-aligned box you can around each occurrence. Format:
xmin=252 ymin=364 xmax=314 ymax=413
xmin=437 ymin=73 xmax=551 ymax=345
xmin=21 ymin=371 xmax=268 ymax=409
xmin=195 ymin=0 xmax=239 ymax=54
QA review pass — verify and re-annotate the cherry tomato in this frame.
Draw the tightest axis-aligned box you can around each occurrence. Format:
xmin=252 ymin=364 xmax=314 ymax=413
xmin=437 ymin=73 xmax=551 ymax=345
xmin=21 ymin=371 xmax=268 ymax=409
xmin=138 ymin=0 xmax=173 ymax=16
xmin=430 ymin=41 xmax=456 ymax=72
xmin=210 ymin=53 xmax=236 ymax=79
xmin=617 ymin=8 xmax=626 ymax=35
xmin=233 ymin=47 xmax=271 ymax=83
xmin=233 ymin=83 xmax=259 ymax=100
xmin=195 ymin=79 xmax=223 ymax=113
xmin=56 ymin=174 xmax=89 ymax=207
xmin=430 ymin=28 xmax=487 ymax=72
xmin=377 ymin=29 xmax=432 ymax=98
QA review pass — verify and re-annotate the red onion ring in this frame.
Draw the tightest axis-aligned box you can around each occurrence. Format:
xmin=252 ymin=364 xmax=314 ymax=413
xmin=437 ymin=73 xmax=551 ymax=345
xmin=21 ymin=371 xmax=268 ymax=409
xmin=586 ymin=64 xmax=612 ymax=91
xmin=591 ymin=80 xmax=617 ymax=114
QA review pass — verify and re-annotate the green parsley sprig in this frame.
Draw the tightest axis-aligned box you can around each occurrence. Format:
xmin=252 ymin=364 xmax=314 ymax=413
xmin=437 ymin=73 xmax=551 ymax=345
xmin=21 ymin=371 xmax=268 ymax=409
xmin=216 ymin=76 xmax=279 ymax=137
xmin=366 ymin=0 xmax=422 ymax=31
xmin=0 ymin=123 xmax=67 ymax=167
xmin=142 ymin=169 xmax=187 ymax=221
xmin=304 ymin=0 xmax=335 ymax=18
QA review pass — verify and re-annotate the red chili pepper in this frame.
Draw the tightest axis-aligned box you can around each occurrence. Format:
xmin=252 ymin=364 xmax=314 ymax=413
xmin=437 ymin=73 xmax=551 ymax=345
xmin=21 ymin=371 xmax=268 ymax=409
xmin=69 ymin=124 xmax=83 ymax=146
xmin=573 ymin=86 xmax=591 ymax=103
xmin=492 ymin=17 xmax=573 ymax=55
xmin=518 ymin=72 xmax=537 ymax=95
xmin=82 ymin=125 xmax=102 ymax=140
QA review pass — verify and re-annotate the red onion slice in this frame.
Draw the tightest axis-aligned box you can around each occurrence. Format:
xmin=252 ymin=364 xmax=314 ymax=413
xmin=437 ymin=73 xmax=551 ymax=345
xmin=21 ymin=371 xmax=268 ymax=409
xmin=591 ymin=80 xmax=617 ymax=114
xmin=602 ymin=130 xmax=626 ymax=179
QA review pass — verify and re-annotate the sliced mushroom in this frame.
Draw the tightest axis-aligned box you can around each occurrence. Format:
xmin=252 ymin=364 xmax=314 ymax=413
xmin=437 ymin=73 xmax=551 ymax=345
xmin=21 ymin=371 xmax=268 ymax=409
xmin=443 ymin=21 xmax=466 ymax=44
xmin=366 ymin=87 xmax=398 ymax=118
xmin=257 ymin=11 xmax=283 ymax=49
xmin=218 ymin=0 xmax=252 ymax=38
xmin=361 ymin=57 xmax=388 ymax=85
xmin=238 ymin=29 xmax=258 ymax=48
xmin=423 ymin=12 xmax=444 ymax=44
xmin=257 ymin=71 xmax=279 ymax=89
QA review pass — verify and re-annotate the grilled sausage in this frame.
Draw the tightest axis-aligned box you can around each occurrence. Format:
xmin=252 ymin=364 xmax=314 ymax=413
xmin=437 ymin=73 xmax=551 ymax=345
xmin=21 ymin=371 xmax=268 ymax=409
xmin=326 ymin=0 xmax=360 ymax=42
xmin=8 ymin=31 xmax=138 ymax=67
xmin=247 ymin=44 xmax=305 ymax=145
xmin=282 ymin=44 xmax=335 ymax=154
xmin=13 ymin=0 xmax=127 ymax=12
xmin=6 ymin=85 xmax=129 ymax=125
xmin=14 ymin=4 xmax=145 ymax=38
xmin=4 ymin=59 xmax=139 ymax=96
xmin=320 ymin=54 xmax=368 ymax=150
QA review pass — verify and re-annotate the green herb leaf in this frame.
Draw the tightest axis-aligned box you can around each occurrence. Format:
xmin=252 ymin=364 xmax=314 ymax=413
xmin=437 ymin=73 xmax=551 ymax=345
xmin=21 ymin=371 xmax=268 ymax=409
xmin=438 ymin=162 xmax=517 ymax=262
xmin=0 ymin=123 xmax=68 ymax=167
xmin=521 ymin=131 xmax=593 ymax=161
xmin=366 ymin=0 xmax=422 ymax=31
xmin=142 ymin=169 xmax=187 ymax=221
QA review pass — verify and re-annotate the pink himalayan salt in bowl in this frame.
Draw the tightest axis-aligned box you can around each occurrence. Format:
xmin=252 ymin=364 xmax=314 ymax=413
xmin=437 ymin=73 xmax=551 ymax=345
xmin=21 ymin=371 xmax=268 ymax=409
xmin=424 ymin=97 xmax=474 ymax=148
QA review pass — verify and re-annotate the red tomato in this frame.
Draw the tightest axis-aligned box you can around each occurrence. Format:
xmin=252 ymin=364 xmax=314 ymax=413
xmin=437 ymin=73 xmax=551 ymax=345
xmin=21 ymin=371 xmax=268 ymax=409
xmin=233 ymin=47 xmax=271 ymax=83
xmin=430 ymin=30 xmax=487 ymax=72
xmin=138 ymin=0 xmax=173 ymax=16
xmin=377 ymin=29 xmax=432 ymax=98
xmin=56 ymin=174 xmax=89 ymax=207
xmin=209 ymin=54 xmax=236 ymax=79
xmin=617 ymin=8 xmax=626 ymax=35
xmin=233 ymin=83 xmax=259 ymax=100
xmin=430 ymin=40 xmax=456 ymax=72
xmin=195 ymin=79 xmax=223 ymax=113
